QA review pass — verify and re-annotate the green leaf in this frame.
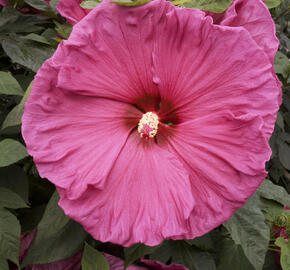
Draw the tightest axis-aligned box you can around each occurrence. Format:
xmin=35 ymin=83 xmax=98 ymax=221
xmin=41 ymin=28 xmax=58 ymax=48
xmin=49 ymin=0 xmax=60 ymax=13
xmin=260 ymin=198 xmax=285 ymax=222
xmin=0 ymin=165 xmax=29 ymax=203
xmin=278 ymin=140 xmax=290 ymax=170
xmin=54 ymin=21 xmax=72 ymax=40
xmin=257 ymin=179 xmax=290 ymax=207
xmin=2 ymin=81 xmax=33 ymax=130
xmin=265 ymin=0 xmax=281 ymax=8
xmin=0 ymin=187 xmax=28 ymax=209
xmin=0 ymin=7 xmax=44 ymax=37
xmin=0 ymin=139 xmax=28 ymax=167
xmin=23 ymin=0 xmax=53 ymax=12
xmin=42 ymin=28 xmax=57 ymax=41
xmin=24 ymin=33 xmax=51 ymax=45
xmin=217 ymin=239 xmax=255 ymax=270
xmin=280 ymin=33 xmax=290 ymax=53
xmin=1 ymin=33 xmax=55 ymax=72
xmin=274 ymin=51 xmax=290 ymax=78
xmin=22 ymin=191 xmax=87 ymax=266
xmin=80 ymin=0 xmax=100 ymax=9
xmin=149 ymin=241 xmax=172 ymax=264
xmin=0 ymin=257 xmax=9 ymax=270
xmin=276 ymin=111 xmax=285 ymax=131
xmin=150 ymin=240 xmax=216 ymax=270
xmin=81 ymin=243 xmax=109 ymax=270
xmin=124 ymin=243 xmax=160 ymax=268
xmin=223 ymin=193 xmax=270 ymax=270
xmin=185 ymin=232 xmax=215 ymax=251
xmin=2 ymin=104 xmax=23 ymax=130
xmin=0 ymin=72 xmax=23 ymax=96
xmin=0 ymin=208 xmax=21 ymax=266
xmin=275 ymin=237 xmax=290 ymax=270
xmin=18 ymin=205 xmax=46 ymax=234
xmin=32 ymin=191 xmax=69 ymax=239
xmin=183 ymin=0 xmax=233 ymax=12
xmin=111 ymin=0 xmax=152 ymax=7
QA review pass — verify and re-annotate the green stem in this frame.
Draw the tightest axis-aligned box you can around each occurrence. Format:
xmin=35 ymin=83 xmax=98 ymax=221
xmin=268 ymin=248 xmax=280 ymax=253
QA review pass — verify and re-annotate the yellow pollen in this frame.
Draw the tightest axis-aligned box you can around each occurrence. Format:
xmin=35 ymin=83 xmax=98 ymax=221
xmin=138 ymin=112 xmax=159 ymax=139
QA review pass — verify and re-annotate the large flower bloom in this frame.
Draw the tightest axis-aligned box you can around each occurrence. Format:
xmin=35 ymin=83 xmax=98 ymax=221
xmin=22 ymin=0 xmax=281 ymax=246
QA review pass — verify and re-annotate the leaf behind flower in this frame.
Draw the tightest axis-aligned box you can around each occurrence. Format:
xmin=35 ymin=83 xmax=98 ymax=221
xmin=81 ymin=243 xmax=109 ymax=270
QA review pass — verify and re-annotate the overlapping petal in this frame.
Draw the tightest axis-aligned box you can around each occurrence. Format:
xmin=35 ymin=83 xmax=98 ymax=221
xmin=54 ymin=1 xmax=168 ymax=111
xmin=205 ymin=0 xmax=282 ymax=99
xmin=58 ymin=132 xmax=194 ymax=246
xmin=158 ymin=111 xmax=271 ymax=238
xmin=56 ymin=0 xmax=90 ymax=24
xmin=152 ymin=6 xmax=280 ymax=140
xmin=207 ymin=0 xmax=278 ymax=64
xmin=22 ymin=60 xmax=141 ymax=200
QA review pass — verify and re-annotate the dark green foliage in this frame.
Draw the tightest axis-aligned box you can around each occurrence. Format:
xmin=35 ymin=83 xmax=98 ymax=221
xmin=82 ymin=243 xmax=110 ymax=270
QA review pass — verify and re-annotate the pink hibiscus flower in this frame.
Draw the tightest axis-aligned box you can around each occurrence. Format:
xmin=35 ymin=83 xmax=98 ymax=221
xmin=22 ymin=0 xmax=281 ymax=246
xmin=0 ymin=0 xmax=8 ymax=6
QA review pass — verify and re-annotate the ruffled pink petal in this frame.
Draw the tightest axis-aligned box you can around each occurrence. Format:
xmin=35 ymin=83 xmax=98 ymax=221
xmin=57 ymin=0 xmax=90 ymax=25
xmin=52 ymin=0 xmax=188 ymax=112
xmin=22 ymin=60 xmax=141 ymax=200
xmin=58 ymin=132 xmax=194 ymax=246
xmin=207 ymin=0 xmax=279 ymax=64
xmin=151 ymin=8 xmax=280 ymax=140
xmin=206 ymin=0 xmax=282 ymax=100
xmin=158 ymin=110 xmax=271 ymax=239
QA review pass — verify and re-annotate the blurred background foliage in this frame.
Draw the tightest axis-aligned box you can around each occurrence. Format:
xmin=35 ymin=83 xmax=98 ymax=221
xmin=0 ymin=0 xmax=289 ymax=269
